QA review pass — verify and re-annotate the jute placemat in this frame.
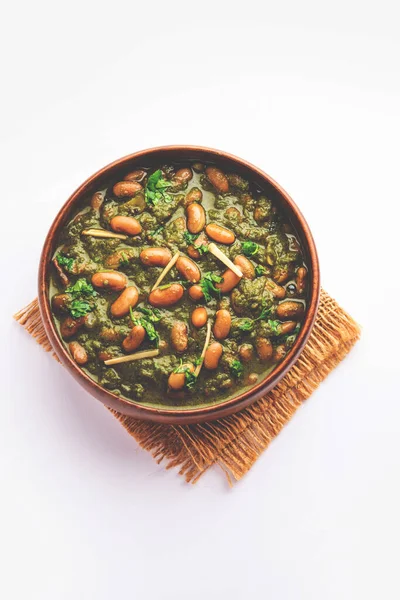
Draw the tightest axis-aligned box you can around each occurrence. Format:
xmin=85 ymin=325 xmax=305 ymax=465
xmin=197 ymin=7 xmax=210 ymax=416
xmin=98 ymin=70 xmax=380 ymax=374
xmin=14 ymin=289 xmax=360 ymax=484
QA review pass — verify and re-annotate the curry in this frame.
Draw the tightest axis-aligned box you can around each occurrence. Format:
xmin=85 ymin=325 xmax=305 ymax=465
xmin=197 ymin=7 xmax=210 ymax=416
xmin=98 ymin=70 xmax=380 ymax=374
xmin=50 ymin=162 xmax=308 ymax=408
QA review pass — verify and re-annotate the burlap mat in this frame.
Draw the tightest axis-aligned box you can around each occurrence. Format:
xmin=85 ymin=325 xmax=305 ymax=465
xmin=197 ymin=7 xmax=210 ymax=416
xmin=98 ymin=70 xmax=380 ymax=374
xmin=14 ymin=289 xmax=360 ymax=484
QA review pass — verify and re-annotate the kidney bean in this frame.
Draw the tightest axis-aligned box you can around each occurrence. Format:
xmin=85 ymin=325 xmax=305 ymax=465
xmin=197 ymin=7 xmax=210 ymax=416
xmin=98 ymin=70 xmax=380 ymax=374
xmin=273 ymin=266 xmax=290 ymax=284
xmin=92 ymin=271 xmax=127 ymax=291
xmin=265 ymin=278 xmax=286 ymax=299
xmin=99 ymin=327 xmax=124 ymax=343
xmin=110 ymin=286 xmax=139 ymax=318
xmin=110 ymin=216 xmax=142 ymax=236
xmin=188 ymin=284 xmax=204 ymax=301
xmin=69 ymin=341 xmax=88 ymax=365
xmin=186 ymin=202 xmax=206 ymax=234
xmin=191 ymin=307 xmax=207 ymax=328
xmin=148 ymin=283 xmax=184 ymax=307
xmin=192 ymin=162 xmax=205 ymax=173
xmin=256 ymin=337 xmax=273 ymax=361
xmin=276 ymin=301 xmax=304 ymax=320
xmin=123 ymin=169 xmax=146 ymax=183
xmin=91 ymin=191 xmax=104 ymax=210
xmin=296 ymin=267 xmax=307 ymax=295
xmin=122 ymin=325 xmax=146 ymax=352
xmin=52 ymin=293 xmax=69 ymax=313
xmin=247 ymin=373 xmax=258 ymax=385
xmin=175 ymin=167 xmax=193 ymax=183
xmin=184 ymin=187 xmax=203 ymax=206
xmin=176 ymin=256 xmax=201 ymax=283
xmin=60 ymin=316 xmax=84 ymax=339
xmin=113 ymin=181 xmax=142 ymax=198
xmin=105 ymin=248 xmax=135 ymax=269
xmin=225 ymin=207 xmax=242 ymax=222
xmin=168 ymin=363 xmax=195 ymax=390
xmin=239 ymin=343 xmax=254 ymax=363
xmin=205 ymin=166 xmax=229 ymax=193
xmin=213 ymin=309 xmax=231 ymax=340
xmin=186 ymin=232 xmax=208 ymax=260
xmin=171 ymin=321 xmax=188 ymax=353
xmin=52 ymin=258 xmax=70 ymax=287
xmin=278 ymin=321 xmax=297 ymax=335
xmin=216 ymin=269 xmax=241 ymax=293
xmin=205 ymin=223 xmax=235 ymax=244
xmin=140 ymin=247 xmax=172 ymax=267
xmin=273 ymin=344 xmax=287 ymax=362
xmin=234 ymin=255 xmax=255 ymax=279
xmin=204 ymin=342 xmax=223 ymax=370
xmin=98 ymin=350 xmax=113 ymax=361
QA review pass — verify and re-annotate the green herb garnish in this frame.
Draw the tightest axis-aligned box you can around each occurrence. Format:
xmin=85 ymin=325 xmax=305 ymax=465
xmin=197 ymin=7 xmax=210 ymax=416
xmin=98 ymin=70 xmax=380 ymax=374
xmin=184 ymin=231 xmax=197 ymax=244
xmin=183 ymin=231 xmax=209 ymax=255
xmin=242 ymin=241 xmax=259 ymax=257
xmin=66 ymin=278 xmax=97 ymax=298
xmin=174 ymin=360 xmax=197 ymax=389
xmin=237 ymin=301 xmax=273 ymax=332
xmin=145 ymin=170 xmax=173 ymax=206
xmin=255 ymin=265 xmax=267 ymax=277
xmin=267 ymin=319 xmax=281 ymax=336
xmin=230 ymin=359 xmax=244 ymax=379
xmin=130 ymin=307 xmax=159 ymax=345
xmin=199 ymin=272 xmax=223 ymax=302
xmin=69 ymin=300 xmax=92 ymax=318
xmin=237 ymin=319 xmax=254 ymax=332
xmin=150 ymin=225 xmax=164 ymax=237
xmin=137 ymin=306 xmax=162 ymax=322
xmin=56 ymin=253 xmax=74 ymax=270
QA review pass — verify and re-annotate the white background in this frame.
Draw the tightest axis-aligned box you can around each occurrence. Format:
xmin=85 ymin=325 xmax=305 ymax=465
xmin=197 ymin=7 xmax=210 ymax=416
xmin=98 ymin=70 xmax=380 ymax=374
xmin=1 ymin=2 xmax=399 ymax=599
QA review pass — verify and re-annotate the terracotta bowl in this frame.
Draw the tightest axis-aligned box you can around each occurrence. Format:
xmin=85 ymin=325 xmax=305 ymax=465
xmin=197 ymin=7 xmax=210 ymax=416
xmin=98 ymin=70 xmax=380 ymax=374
xmin=38 ymin=146 xmax=320 ymax=424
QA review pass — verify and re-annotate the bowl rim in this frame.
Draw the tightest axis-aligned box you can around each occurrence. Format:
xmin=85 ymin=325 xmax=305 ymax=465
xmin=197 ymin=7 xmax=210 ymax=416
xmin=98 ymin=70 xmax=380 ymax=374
xmin=38 ymin=145 xmax=320 ymax=424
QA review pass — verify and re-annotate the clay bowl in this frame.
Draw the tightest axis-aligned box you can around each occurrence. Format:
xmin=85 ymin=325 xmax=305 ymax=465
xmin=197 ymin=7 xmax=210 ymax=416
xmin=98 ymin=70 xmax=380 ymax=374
xmin=38 ymin=146 xmax=320 ymax=425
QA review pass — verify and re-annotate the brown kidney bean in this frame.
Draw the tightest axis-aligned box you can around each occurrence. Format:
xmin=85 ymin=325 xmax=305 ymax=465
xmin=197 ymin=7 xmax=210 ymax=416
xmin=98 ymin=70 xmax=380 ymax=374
xmin=256 ymin=337 xmax=273 ymax=361
xmin=213 ymin=309 xmax=231 ymax=340
xmin=98 ymin=350 xmax=113 ymax=361
xmin=225 ymin=207 xmax=242 ymax=222
xmin=216 ymin=269 xmax=241 ymax=293
xmin=184 ymin=187 xmax=203 ymax=206
xmin=123 ymin=169 xmax=146 ymax=182
xmin=274 ymin=344 xmax=287 ymax=362
xmin=247 ymin=373 xmax=258 ymax=385
xmin=69 ymin=341 xmax=88 ymax=365
xmin=140 ymin=247 xmax=172 ymax=267
xmin=239 ymin=343 xmax=254 ymax=363
xmin=99 ymin=327 xmax=124 ymax=343
xmin=92 ymin=271 xmax=127 ymax=291
xmin=60 ymin=316 xmax=84 ymax=339
xmin=186 ymin=232 xmax=208 ymax=260
xmin=52 ymin=258 xmax=70 ymax=287
xmin=110 ymin=286 xmax=139 ymax=318
xmin=192 ymin=162 xmax=205 ymax=173
xmin=110 ymin=216 xmax=142 ymax=236
xmin=175 ymin=167 xmax=193 ymax=183
xmin=205 ymin=223 xmax=235 ymax=244
xmin=168 ymin=363 xmax=195 ymax=390
xmin=176 ymin=256 xmax=201 ymax=283
xmin=191 ymin=307 xmax=208 ymax=328
xmin=188 ymin=284 xmax=204 ymax=301
xmin=265 ymin=278 xmax=286 ymax=299
xmin=113 ymin=181 xmax=142 ymax=198
xmin=122 ymin=325 xmax=146 ymax=352
xmin=148 ymin=283 xmax=184 ymax=307
xmin=276 ymin=301 xmax=304 ymax=320
xmin=273 ymin=266 xmax=290 ymax=284
xmin=105 ymin=248 xmax=135 ymax=269
xmin=204 ymin=342 xmax=223 ymax=370
xmin=91 ymin=191 xmax=104 ymax=210
xmin=186 ymin=202 xmax=206 ymax=234
xmin=234 ymin=255 xmax=255 ymax=279
xmin=278 ymin=321 xmax=297 ymax=335
xmin=296 ymin=267 xmax=307 ymax=295
xmin=205 ymin=167 xmax=229 ymax=193
xmin=52 ymin=293 xmax=69 ymax=313
xmin=170 ymin=321 xmax=188 ymax=353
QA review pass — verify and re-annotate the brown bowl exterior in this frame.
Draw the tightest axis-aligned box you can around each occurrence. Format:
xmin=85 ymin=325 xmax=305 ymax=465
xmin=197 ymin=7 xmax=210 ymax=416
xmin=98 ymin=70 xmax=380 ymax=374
xmin=38 ymin=146 xmax=320 ymax=424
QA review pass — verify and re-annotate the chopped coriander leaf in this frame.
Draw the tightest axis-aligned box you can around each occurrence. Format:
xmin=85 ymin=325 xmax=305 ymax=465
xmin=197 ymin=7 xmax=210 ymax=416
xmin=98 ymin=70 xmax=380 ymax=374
xmin=196 ymin=244 xmax=209 ymax=255
xmin=242 ymin=241 xmax=259 ymax=256
xmin=184 ymin=231 xmax=197 ymax=244
xmin=69 ymin=300 xmax=92 ymax=318
xmin=230 ymin=359 xmax=244 ymax=378
xmin=137 ymin=306 xmax=162 ymax=322
xmin=200 ymin=272 xmax=223 ymax=302
xmin=56 ymin=253 xmax=74 ymax=271
xmin=255 ymin=265 xmax=267 ymax=277
xmin=238 ymin=319 xmax=254 ymax=332
xmin=174 ymin=360 xmax=197 ymax=389
xmin=268 ymin=320 xmax=281 ymax=336
xmin=145 ymin=169 xmax=173 ymax=206
xmin=119 ymin=251 xmax=130 ymax=267
xmin=66 ymin=278 xmax=97 ymax=298
xmin=150 ymin=225 xmax=164 ymax=237
xmin=130 ymin=307 xmax=159 ymax=345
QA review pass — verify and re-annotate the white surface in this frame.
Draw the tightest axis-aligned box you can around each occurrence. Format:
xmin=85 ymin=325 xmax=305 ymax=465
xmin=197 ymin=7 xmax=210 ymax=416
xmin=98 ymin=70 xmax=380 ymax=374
xmin=1 ymin=2 xmax=399 ymax=599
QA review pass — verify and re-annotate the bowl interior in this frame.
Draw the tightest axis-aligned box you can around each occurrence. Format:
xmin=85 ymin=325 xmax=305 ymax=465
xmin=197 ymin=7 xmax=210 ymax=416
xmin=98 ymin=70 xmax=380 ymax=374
xmin=39 ymin=146 xmax=320 ymax=423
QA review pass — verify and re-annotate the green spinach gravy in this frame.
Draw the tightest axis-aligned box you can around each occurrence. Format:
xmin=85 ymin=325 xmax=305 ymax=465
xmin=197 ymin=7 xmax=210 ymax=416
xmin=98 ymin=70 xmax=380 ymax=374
xmin=50 ymin=163 xmax=308 ymax=409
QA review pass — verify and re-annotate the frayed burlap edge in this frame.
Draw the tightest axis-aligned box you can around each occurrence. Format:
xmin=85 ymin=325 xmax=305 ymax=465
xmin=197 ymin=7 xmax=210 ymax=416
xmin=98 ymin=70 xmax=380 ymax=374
xmin=14 ymin=289 xmax=360 ymax=484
